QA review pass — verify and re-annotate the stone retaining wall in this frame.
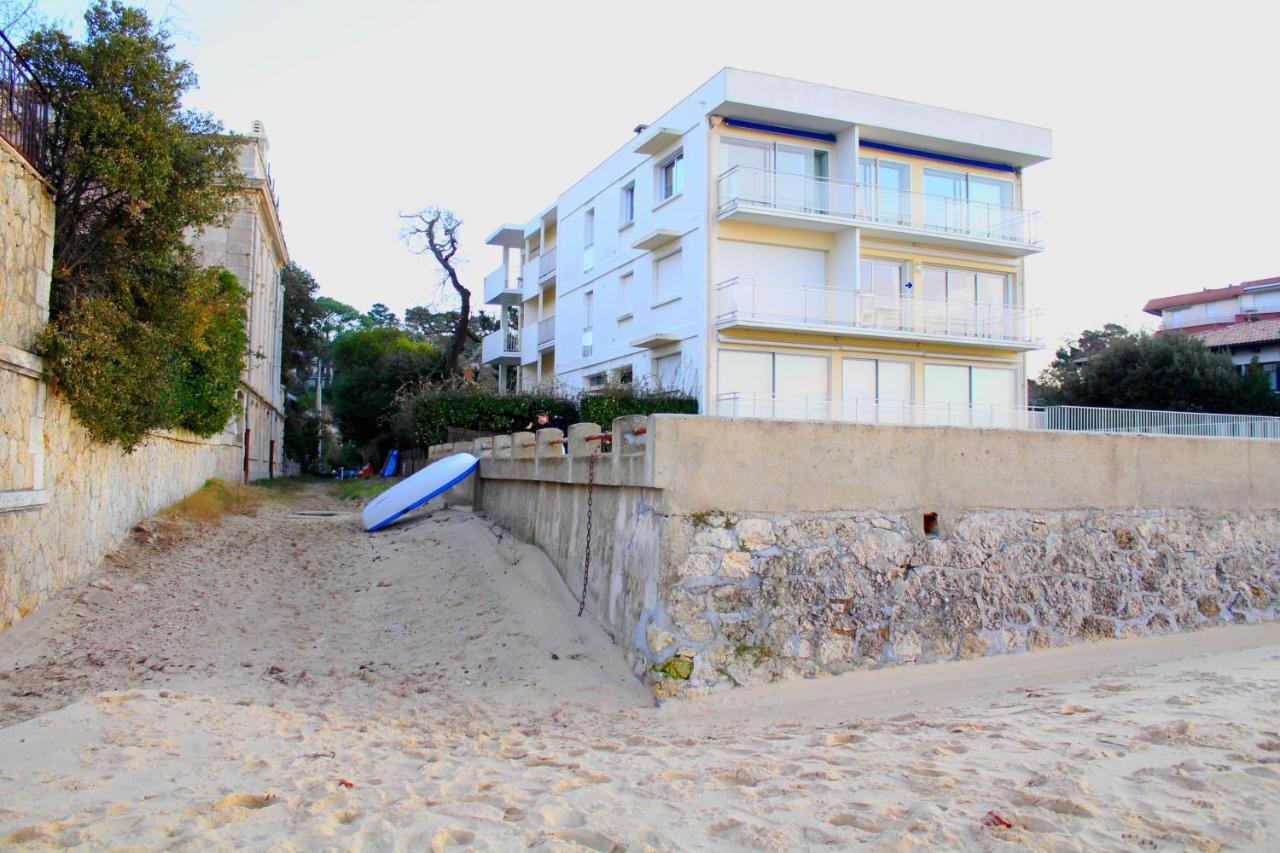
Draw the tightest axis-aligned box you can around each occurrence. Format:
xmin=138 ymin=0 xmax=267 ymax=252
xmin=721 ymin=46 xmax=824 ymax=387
xmin=457 ymin=414 xmax=1280 ymax=697
xmin=0 ymin=139 xmax=241 ymax=631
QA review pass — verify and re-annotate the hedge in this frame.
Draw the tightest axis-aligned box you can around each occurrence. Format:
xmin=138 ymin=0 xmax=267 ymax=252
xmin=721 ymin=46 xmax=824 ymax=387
xmin=402 ymin=385 xmax=698 ymax=448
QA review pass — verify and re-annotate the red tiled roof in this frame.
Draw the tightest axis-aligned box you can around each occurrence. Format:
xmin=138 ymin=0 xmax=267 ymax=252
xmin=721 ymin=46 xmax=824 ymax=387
xmin=1142 ymin=284 xmax=1244 ymax=315
xmin=1143 ymin=275 xmax=1280 ymax=315
xmin=1194 ymin=318 xmax=1280 ymax=348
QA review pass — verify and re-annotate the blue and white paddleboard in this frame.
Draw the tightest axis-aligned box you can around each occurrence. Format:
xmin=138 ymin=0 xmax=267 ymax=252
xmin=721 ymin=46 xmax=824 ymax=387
xmin=362 ymin=452 xmax=478 ymax=532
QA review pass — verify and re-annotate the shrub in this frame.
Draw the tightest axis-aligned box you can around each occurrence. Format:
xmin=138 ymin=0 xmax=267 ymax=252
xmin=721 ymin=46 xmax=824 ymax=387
xmin=394 ymin=381 xmax=698 ymax=448
xmin=37 ymin=267 xmax=248 ymax=451
xmin=578 ymin=384 xmax=699 ymax=425
xmin=405 ymin=386 xmax=578 ymax=448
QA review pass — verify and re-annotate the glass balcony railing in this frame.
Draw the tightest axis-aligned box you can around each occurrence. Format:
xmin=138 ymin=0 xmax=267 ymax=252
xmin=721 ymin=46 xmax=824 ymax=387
xmin=716 ymin=278 xmax=1040 ymax=346
xmin=716 ymin=166 xmax=1040 ymax=249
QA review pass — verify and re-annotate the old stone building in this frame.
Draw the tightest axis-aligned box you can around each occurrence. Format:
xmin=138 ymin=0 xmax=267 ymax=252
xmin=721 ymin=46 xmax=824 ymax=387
xmin=189 ymin=122 xmax=289 ymax=480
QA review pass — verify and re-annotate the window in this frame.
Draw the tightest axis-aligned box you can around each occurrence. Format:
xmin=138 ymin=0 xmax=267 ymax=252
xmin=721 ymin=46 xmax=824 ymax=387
xmin=858 ymin=157 xmax=911 ymax=224
xmin=620 ymin=182 xmax=635 ymax=227
xmin=842 ymin=358 xmax=912 ymax=423
xmin=920 ymin=266 xmax=1011 ymax=338
xmin=923 ymin=364 xmax=1017 ymax=427
xmin=582 ymin=291 xmax=594 ymax=357
xmin=617 ymin=364 xmax=634 ymax=385
xmin=717 ymin=349 xmax=829 ymax=420
xmin=654 ymin=251 xmax=682 ymax=305
xmin=618 ymin=271 xmax=633 ymax=317
xmin=923 ymin=168 xmax=1017 ymax=238
xmin=720 ymin=138 xmax=828 ymax=212
xmin=657 ymin=150 xmax=683 ymax=202
xmin=586 ymin=372 xmax=606 ymax=389
xmin=582 ymin=208 xmax=595 ymax=270
xmin=655 ymin=352 xmax=682 ymax=389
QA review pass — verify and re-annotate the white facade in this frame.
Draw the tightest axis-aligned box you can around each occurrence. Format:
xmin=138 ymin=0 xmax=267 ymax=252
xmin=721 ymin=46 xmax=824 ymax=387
xmin=483 ymin=69 xmax=1052 ymax=420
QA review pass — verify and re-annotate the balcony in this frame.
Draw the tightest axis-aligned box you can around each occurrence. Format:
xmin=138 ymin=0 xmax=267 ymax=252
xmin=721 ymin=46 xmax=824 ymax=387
xmin=716 ymin=166 xmax=1041 ymax=256
xmin=537 ymin=316 xmax=555 ymax=351
xmin=715 ymin=394 xmax=1280 ymax=439
xmin=483 ymin=265 xmax=522 ymax=306
xmin=717 ymin=393 xmax=1045 ymax=429
xmin=538 ymin=246 xmax=557 ymax=284
xmin=716 ymin=278 xmax=1040 ymax=350
xmin=1 ymin=31 xmax=51 ymax=176
xmin=481 ymin=328 xmax=521 ymax=366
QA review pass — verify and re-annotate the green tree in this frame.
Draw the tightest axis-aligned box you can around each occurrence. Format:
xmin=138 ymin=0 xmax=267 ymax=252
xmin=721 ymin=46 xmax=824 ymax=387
xmin=24 ymin=2 xmax=247 ymax=449
xmin=279 ymin=262 xmax=324 ymax=387
xmin=364 ymin=302 xmax=400 ymax=328
xmin=316 ymin=296 xmax=362 ymax=342
xmin=1037 ymin=327 xmax=1240 ymax=412
xmin=1236 ymin=358 xmax=1280 ymax=415
xmin=328 ymin=327 xmax=438 ymax=451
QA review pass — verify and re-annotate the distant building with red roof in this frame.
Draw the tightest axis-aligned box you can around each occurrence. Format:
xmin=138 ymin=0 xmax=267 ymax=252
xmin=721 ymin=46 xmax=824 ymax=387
xmin=1144 ymin=276 xmax=1280 ymax=391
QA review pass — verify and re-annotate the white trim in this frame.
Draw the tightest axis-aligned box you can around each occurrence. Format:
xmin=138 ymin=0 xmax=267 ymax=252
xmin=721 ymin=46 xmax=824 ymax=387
xmin=0 ymin=489 xmax=51 ymax=513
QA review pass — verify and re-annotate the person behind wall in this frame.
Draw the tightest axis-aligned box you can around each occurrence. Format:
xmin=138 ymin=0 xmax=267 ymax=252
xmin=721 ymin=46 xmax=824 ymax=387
xmin=524 ymin=411 xmax=568 ymax=453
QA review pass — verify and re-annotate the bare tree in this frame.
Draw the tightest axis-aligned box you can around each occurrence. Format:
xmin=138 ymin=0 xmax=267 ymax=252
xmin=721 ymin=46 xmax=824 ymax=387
xmin=400 ymin=207 xmax=474 ymax=376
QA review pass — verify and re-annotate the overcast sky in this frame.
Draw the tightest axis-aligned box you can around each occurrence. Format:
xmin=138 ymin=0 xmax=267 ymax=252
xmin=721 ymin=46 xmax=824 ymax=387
xmin=22 ymin=0 xmax=1280 ymax=373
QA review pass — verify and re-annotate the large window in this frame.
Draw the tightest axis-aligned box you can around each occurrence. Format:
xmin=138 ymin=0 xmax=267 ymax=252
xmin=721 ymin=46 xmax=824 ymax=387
xmin=856 ymin=258 xmax=908 ymax=330
xmin=857 ymin=157 xmax=911 ymax=225
xmin=923 ymin=167 xmax=1017 ymax=239
xmin=920 ymin=266 xmax=1011 ymax=339
xmin=720 ymin=138 xmax=829 ymax=213
xmin=923 ymin=364 xmax=1016 ymax=426
xmin=657 ymin=150 xmax=683 ymax=202
xmin=654 ymin=250 xmax=682 ymax=305
xmin=718 ymin=349 xmax=829 ymax=419
xmin=842 ymin=358 xmax=912 ymax=423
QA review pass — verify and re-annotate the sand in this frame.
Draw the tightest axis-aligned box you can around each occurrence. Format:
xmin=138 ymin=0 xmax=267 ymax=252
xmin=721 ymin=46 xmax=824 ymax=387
xmin=2 ymin=483 xmax=1279 ymax=850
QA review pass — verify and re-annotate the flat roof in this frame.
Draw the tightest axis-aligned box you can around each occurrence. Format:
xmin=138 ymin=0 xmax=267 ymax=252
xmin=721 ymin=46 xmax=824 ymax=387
xmin=715 ymin=68 xmax=1052 ymax=168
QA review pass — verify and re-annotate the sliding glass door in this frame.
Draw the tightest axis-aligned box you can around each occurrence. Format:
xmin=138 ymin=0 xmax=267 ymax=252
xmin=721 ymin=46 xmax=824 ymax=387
xmin=858 ymin=158 xmax=910 ymax=225
xmin=721 ymin=138 xmax=829 ymax=214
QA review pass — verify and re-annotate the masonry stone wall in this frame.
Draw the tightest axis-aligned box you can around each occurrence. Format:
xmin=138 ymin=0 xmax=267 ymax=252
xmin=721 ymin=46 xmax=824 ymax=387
xmin=0 ymin=138 xmax=241 ymax=631
xmin=463 ymin=414 xmax=1280 ymax=697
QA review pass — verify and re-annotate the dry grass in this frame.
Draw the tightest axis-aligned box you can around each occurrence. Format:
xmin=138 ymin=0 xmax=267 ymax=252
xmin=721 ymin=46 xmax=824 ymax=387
xmin=164 ymin=479 xmax=266 ymax=524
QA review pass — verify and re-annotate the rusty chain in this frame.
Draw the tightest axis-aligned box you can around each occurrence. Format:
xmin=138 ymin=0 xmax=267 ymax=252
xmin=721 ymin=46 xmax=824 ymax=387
xmin=577 ymin=450 xmax=596 ymax=617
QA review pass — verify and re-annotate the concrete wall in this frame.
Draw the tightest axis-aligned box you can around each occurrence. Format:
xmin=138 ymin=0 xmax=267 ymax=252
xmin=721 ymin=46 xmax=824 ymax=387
xmin=466 ymin=414 xmax=1280 ymax=696
xmin=1 ymin=137 xmax=241 ymax=631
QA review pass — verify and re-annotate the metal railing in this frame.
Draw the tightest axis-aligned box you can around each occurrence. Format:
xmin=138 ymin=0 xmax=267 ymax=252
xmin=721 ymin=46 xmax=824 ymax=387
xmin=714 ymin=394 xmax=1280 ymax=439
xmin=716 ymin=278 xmax=1040 ymax=345
xmin=0 ymin=30 xmax=51 ymax=176
xmin=538 ymin=246 xmax=557 ymax=281
xmin=537 ymin=315 xmax=555 ymax=347
xmin=1043 ymin=405 xmax=1280 ymax=439
xmin=716 ymin=166 xmax=1040 ymax=248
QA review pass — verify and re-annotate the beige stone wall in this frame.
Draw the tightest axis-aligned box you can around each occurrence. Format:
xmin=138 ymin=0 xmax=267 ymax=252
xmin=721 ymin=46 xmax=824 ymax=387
xmin=467 ymin=414 xmax=1280 ymax=696
xmin=1 ymin=139 xmax=242 ymax=631
xmin=0 ymin=396 xmax=240 ymax=629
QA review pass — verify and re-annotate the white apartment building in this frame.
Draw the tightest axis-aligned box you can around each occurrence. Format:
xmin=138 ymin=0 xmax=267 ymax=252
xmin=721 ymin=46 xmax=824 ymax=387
xmin=482 ymin=69 xmax=1051 ymax=424
xmin=190 ymin=122 xmax=288 ymax=479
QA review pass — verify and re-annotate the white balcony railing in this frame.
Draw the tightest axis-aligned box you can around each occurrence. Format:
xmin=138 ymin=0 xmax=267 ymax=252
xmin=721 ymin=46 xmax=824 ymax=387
xmin=483 ymin=265 xmax=521 ymax=304
xmin=481 ymin=328 xmax=521 ymax=363
xmin=716 ymin=166 xmax=1040 ymax=249
xmin=538 ymin=246 xmax=557 ymax=281
xmin=715 ymin=394 xmax=1280 ymax=439
xmin=716 ymin=278 xmax=1040 ymax=346
xmin=537 ymin=316 xmax=556 ymax=348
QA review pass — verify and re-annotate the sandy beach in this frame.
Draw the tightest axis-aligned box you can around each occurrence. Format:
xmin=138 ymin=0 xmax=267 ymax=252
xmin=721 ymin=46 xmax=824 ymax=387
xmin=2 ymin=483 xmax=1279 ymax=850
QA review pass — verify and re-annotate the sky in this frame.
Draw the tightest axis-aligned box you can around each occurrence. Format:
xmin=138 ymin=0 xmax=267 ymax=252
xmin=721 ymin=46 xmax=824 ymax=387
xmin=16 ymin=0 xmax=1280 ymax=373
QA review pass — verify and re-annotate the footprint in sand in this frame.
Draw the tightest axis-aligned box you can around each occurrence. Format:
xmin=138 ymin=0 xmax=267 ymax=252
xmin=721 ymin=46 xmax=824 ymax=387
xmin=823 ymin=732 xmax=865 ymax=746
xmin=828 ymin=813 xmax=883 ymax=832
xmin=551 ymin=828 xmax=625 ymax=852
xmin=539 ymin=805 xmax=586 ymax=828
xmin=430 ymin=827 xmax=475 ymax=851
